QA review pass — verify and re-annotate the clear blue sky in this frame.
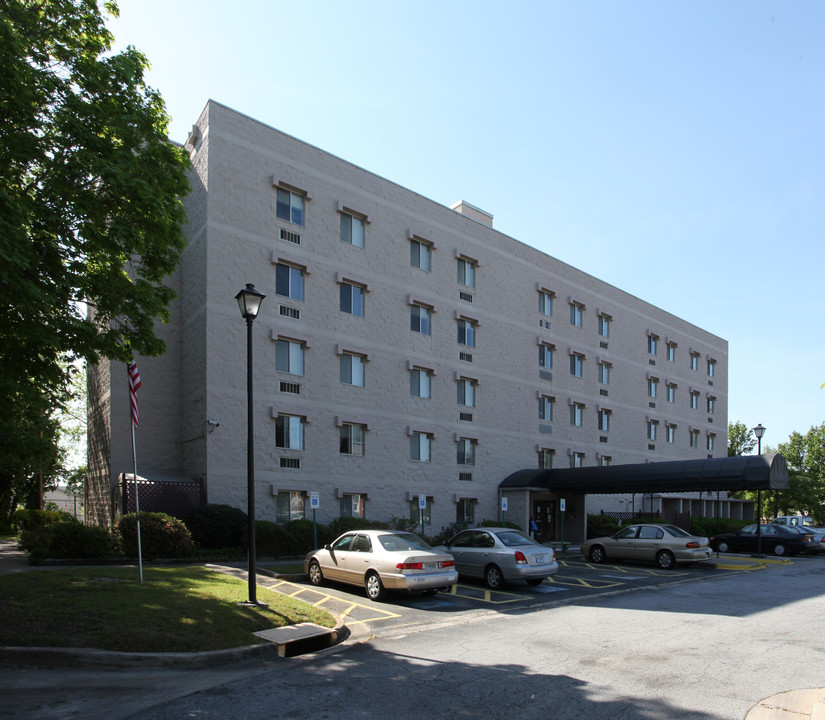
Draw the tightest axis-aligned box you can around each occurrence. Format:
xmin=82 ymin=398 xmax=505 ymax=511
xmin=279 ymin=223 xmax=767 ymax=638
xmin=108 ymin=0 xmax=824 ymax=450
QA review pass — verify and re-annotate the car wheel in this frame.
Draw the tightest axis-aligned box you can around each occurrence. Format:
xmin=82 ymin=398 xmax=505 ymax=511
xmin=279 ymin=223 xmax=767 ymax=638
xmin=717 ymin=541 xmax=730 ymax=553
xmin=307 ymin=559 xmax=324 ymax=586
xmin=656 ymin=550 xmax=676 ymax=570
xmin=589 ymin=545 xmax=606 ymax=563
xmin=773 ymin=544 xmax=786 ymax=556
xmin=365 ymin=571 xmax=386 ymax=602
xmin=526 ymin=578 xmax=544 ymax=586
xmin=485 ymin=564 xmax=504 ymax=590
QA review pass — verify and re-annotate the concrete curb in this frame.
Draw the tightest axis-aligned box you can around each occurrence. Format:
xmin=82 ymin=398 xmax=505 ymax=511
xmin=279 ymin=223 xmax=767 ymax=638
xmin=0 ymin=615 xmax=349 ymax=669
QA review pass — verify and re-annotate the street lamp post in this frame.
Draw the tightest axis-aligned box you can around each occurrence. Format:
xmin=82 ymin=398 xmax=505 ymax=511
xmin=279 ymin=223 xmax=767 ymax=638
xmin=753 ymin=423 xmax=766 ymax=557
xmin=236 ymin=283 xmax=266 ymax=605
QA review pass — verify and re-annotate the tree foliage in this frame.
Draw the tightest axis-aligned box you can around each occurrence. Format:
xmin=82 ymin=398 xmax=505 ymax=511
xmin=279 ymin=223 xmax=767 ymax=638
xmin=728 ymin=422 xmax=825 ymax=523
xmin=727 ymin=421 xmax=757 ymax=457
xmin=0 ymin=0 xmax=190 ymax=523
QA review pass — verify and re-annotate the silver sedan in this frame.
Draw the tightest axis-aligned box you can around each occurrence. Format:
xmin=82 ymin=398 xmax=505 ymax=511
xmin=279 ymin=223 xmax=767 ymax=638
xmin=437 ymin=527 xmax=558 ymax=589
xmin=304 ymin=529 xmax=458 ymax=601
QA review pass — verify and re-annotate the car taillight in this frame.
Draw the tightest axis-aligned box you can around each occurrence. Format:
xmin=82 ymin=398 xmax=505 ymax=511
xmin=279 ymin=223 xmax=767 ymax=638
xmin=686 ymin=541 xmax=700 ymax=549
xmin=439 ymin=559 xmax=455 ymax=568
xmin=514 ymin=550 xmax=528 ymax=565
xmin=396 ymin=562 xmax=424 ymax=570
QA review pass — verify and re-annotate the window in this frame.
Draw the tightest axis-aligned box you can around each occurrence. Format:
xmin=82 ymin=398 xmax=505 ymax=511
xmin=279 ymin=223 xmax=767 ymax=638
xmin=539 ymin=291 xmax=553 ymax=316
xmin=570 ymin=452 xmax=585 ymax=468
xmin=339 ymin=282 xmax=365 ymax=316
xmin=570 ymin=402 xmax=584 ymax=427
xmin=410 ymin=432 xmax=431 ymax=462
xmin=275 ymin=263 xmax=304 ymax=300
xmin=340 ymin=212 xmax=365 ymax=248
xmin=707 ymin=396 xmax=716 ymax=414
xmin=456 ymin=498 xmax=476 ymax=524
xmin=340 ymin=494 xmax=365 ymax=518
xmin=410 ymin=304 xmax=431 ymax=335
xmin=410 ymin=498 xmax=432 ymax=527
xmin=648 ymin=334 xmax=658 ymax=355
xmin=666 ymin=425 xmax=676 ymax=443
xmin=539 ymin=448 xmax=554 ymax=469
xmin=598 ymin=409 xmax=611 ymax=432
xmin=666 ymin=383 xmax=676 ymax=403
xmin=456 ymin=438 xmax=475 ymax=466
xmin=690 ymin=352 xmax=700 ymax=371
xmin=275 ymin=339 xmax=304 ymax=376
xmin=648 ymin=378 xmax=658 ymax=399
xmin=276 ymin=187 xmax=305 ymax=226
xmin=275 ymin=491 xmax=305 ymax=523
xmin=457 ymin=378 xmax=476 ymax=407
xmin=410 ymin=240 xmax=431 ymax=271
xmin=340 ymin=423 xmax=365 ymax=456
xmin=457 ymin=318 xmax=476 ymax=347
xmin=690 ymin=391 xmax=700 ymax=410
xmin=598 ymin=361 xmax=610 ymax=385
xmin=275 ymin=414 xmax=304 ymax=450
xmin=570 ymin=303 xmax=583 ymax=327
xmin=707 ymin=433 xmax=716 ymax=452
xmin=708 ymin=359 xmax=716 ymax=377
xmin=666 ymin=342 xmax=676 ymax=362
xmin=690 ymin=429 xmax=700 ymax=448
xmin=598 ymin=315 xmax=610 ymax=338
xmin=457 ymin=258 xmax=476 ymax=288
xmin=340 ymin=353 xmax=365 ymax=386
xmin=598 ymin=455 xmax=612 ymax=467
xmin=539 ymin=344 xmax=553 ymax=370
xmin=647 ymin=420 xmax=658 ymax=441
xmin=410 ymin=368 xmax=432 ymax=398
xmin=570 ymin=353 xmax=584 ymax=378
xmin=539 ymin=396 xmax=554 ymax=421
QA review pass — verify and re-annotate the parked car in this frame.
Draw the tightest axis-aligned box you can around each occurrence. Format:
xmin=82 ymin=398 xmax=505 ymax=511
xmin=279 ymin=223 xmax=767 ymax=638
xmin=436 ymin=527 xmax=558 ymax=589
xmin=709 ymin=523 xmax=814 ymax=556
xmin=304 ymin=530 xmax=458 ymax=601
xmin=784 ymin=525 xmax=825 ymax=554
xmin=771 ymin=515 xmax=825 ymax=531
xmin=582 ymin=524 xmax=712 ymax=569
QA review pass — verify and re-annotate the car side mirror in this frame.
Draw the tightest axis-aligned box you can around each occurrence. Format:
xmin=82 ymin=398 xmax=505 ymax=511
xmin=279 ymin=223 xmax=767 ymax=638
xmin=324 ymin=544 xmax=331 ymax=551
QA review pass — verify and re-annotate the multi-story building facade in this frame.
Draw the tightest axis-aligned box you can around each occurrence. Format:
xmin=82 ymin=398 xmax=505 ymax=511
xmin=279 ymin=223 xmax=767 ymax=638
xmin=87 ymin=101 xmax=729 ymax=536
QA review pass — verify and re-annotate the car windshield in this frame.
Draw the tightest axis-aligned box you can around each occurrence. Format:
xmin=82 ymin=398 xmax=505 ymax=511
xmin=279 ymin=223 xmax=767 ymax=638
xmin=663 ymin=525 xmax=691 ymax=538
xmin=495 ymin=530 xmax=537 ymax=547
xmin=378 ymin=533 xmax=432 ymax=552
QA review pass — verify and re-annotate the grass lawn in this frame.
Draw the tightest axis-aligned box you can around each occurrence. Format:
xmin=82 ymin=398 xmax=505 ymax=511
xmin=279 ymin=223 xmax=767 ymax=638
xmin=0 ymin=566 xmax=335 ymax=653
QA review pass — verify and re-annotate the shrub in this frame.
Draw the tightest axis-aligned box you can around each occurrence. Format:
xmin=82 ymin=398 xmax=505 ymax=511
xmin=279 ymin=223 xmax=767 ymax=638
xmin=691 ymin=516 xmax=751 ymax=538
xmin=116 ymin=512 xmax=195 ymax=559
xmin=11 ymin=508 xmax=73 ymax=533
xmin=18 ymin=521 xmax=117 ymax=563
xmin=255 ymin=520 xmax=290 ymax=558
xmin=284 ymin=518 xmax=335 ymax=555
xmin=327 ymin=516 xmax=388 ymax=537
xmin=188 ymin=504 xmax=248 ymax=549
xmin=587 ymin=513 xmax=620 ymax=539
xmin=430 ymin=522 xmax=467 ymax=546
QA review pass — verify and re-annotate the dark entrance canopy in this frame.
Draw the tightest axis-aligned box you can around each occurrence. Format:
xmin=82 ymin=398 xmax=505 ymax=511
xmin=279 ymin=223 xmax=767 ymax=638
xmin=499 ymin=454 xmax=789 ymax=495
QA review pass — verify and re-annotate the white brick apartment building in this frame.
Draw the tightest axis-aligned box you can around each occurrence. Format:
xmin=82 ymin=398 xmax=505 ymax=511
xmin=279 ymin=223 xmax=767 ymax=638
xmin=87 ymin=101 xmax=730 ymax=539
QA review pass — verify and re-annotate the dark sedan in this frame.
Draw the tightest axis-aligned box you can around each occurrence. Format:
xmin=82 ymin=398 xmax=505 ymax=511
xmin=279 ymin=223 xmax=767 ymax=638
xmin=710 ymin=523 xmax=814 ymax=556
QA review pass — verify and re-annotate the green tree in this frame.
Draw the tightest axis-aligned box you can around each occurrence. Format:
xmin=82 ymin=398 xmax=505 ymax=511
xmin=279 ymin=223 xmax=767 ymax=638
xmin=727 ymin=421 xmax=757 ymax=457
xmin=0 ymin=0 xmax=190 ymax=524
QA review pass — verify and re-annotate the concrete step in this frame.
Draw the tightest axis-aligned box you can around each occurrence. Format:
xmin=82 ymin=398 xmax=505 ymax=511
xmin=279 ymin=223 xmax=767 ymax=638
xmin=253 ymin=622 xmax=341 ymax=657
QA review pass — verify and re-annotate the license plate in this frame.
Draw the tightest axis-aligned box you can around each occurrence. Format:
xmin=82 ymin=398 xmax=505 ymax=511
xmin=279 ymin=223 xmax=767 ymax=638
xmin=424 ymin=562 xmax=436 ymax=571
xmin=534 ymin=554 xmax=546 ymax=563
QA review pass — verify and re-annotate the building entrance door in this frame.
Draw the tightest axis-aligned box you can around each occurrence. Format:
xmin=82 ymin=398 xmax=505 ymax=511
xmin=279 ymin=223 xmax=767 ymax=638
xmin=533 ymin=499 xmax=555 ymax=543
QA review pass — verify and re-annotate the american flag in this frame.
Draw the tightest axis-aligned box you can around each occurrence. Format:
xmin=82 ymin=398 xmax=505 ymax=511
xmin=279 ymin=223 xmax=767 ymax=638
xmin=128 ymin=362 xmax=142 ymax=427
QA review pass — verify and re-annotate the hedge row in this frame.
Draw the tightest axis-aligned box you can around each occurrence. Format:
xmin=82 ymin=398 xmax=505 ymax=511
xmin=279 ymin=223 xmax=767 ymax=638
xmin=12 ymin=506 xmax=502 ymax=563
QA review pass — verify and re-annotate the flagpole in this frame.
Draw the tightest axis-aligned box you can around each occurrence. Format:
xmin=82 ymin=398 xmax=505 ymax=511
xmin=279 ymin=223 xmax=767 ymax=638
xmin=128 ymin=363 xmax=144 ymax=584
xmin=130 ymin=420 xmax=144 ymax=584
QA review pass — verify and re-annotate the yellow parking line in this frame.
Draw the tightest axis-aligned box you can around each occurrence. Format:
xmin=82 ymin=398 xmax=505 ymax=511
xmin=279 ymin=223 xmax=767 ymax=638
xmin=448 ymin=584 xmax=525 ymax=604
xmin=546 ymin=576 xmax=623 ymax=589
xmin=259 ymin=578 xmax=401 ymax=622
